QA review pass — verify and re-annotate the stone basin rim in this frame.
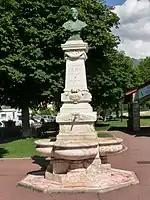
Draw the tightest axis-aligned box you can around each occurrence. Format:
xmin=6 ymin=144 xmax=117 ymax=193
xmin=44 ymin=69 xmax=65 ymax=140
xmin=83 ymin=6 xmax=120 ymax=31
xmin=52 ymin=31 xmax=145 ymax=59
xmin=34 ymin=139 xmax=54 ymax=146
xmin=34 ymin=137 xmax=123 ymax=148
xmin=36 ymin=147 xmax=53 ymax=156
xmin=98 ymin=137 xmax=123 ymax=145
xmin=53 ymin=147 xmax=97 ymax=160
xmin=54 ymin=140 xmax=98 ymax=148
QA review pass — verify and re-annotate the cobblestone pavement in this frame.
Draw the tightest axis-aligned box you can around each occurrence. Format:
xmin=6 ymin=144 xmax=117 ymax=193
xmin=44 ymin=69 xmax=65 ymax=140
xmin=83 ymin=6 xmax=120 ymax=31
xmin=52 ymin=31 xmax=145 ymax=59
xmin=1 ymin=131 xmax=150 ymax=200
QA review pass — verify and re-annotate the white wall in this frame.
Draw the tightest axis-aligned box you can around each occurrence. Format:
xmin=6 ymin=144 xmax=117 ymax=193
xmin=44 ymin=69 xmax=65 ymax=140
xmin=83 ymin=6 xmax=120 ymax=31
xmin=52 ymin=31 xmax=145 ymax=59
xmin=0 ymin=109 xmax=21 ymax=121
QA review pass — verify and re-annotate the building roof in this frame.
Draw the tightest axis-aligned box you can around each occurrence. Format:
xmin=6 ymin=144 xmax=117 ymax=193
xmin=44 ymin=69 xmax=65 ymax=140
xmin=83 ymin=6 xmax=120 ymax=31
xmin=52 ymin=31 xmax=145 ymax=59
xmin=125 ymin=81 xmax=150 ymax=96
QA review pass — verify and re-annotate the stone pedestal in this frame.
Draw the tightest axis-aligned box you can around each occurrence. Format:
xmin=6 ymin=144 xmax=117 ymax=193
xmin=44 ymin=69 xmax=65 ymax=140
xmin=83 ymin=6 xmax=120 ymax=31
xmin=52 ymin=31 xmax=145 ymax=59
xmin=56 ymin=40 xmax=97 ymax=141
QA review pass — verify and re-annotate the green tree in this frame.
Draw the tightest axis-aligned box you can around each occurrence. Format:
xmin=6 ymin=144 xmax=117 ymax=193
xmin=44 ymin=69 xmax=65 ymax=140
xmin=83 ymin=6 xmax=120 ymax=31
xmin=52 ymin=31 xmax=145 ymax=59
xmin=0 ymin=0 xmax=119 ymax=136
xmin=88 ymin=51 xmax=137 ymax=120
xmin=136 ymin=57 xmax=150 ymax=111
xmin=137 ymin=57 xmax=150 ymax=84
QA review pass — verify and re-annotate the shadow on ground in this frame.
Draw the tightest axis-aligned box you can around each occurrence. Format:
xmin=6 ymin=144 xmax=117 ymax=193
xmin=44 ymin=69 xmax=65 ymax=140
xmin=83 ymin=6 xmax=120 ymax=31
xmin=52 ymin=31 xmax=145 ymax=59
xmin=27 ymin=169 xmax=45 ymax=176
xmin=0 ymin=147 xmax=8 ymax=158
xmin=27 ymin=155 xmax=49 ymax=176
xmin=95 ymin=123 xmax=110 ymax=128
xmin=108 ymin=126 xmax=150 ymax=137
xmin=31 ymin=155 xmax=49 ymax=170
xmin=0 ymin=136 xmax=22 ymax=144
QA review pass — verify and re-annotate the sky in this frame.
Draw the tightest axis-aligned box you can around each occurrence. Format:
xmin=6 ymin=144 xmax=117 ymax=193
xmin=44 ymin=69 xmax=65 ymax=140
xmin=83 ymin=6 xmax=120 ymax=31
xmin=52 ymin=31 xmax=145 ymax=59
xmin=105 ymin=0 xmax=150 ymax=59
xmin=105 ymin=0 xmax=125 ymax=6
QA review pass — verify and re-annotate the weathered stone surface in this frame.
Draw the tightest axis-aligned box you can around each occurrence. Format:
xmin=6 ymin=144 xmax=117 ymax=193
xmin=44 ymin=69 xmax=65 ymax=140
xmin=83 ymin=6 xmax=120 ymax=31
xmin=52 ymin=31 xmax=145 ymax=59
xmin=36 ymin=147 xmax=53 ymax=157
xmin=19 ymin=168 xmax=139 ymax=193
xmin=62 ymin=41 xmax=88 ymax=92
xmin=56 ymin=112 xmax=97 ymax=123
xmin=55 ymin=39 xmax=97 ymax=143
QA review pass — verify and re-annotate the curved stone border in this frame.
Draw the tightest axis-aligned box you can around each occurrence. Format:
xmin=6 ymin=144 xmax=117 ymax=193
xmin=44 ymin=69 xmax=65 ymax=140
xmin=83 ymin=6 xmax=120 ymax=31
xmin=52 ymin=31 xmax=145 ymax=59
xmin=98 ymin=131 xmax=128 ymax=155
xmin=107 ymin=143 xmax=128 ymax=156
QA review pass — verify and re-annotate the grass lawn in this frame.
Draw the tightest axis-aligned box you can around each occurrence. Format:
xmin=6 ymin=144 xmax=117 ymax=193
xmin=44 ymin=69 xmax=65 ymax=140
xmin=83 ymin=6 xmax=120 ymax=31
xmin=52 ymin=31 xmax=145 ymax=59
xmin=95 ymin=119 xmax=127 ymax=131
xmin=140 ymin=118 xmax=150 ymax=127
xmin=97 ymin=131 xmax=114 ymax=138
xmin=95 ymin=118 xmax=150 ymax=132
xmin=0 ymin=138 xmax=38 ymax=158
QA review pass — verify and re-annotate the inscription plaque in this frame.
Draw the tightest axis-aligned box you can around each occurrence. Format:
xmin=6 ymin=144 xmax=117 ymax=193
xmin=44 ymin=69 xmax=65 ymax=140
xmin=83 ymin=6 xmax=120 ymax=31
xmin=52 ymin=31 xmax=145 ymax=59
xmin=65 ymin=59 xmax=87 ymax=90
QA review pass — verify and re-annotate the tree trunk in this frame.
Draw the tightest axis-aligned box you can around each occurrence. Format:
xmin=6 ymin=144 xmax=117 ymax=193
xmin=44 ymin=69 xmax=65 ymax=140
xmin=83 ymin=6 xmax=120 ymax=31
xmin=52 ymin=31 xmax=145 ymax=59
xmin=102 ymin=109 xmax=107 ymax=122
xmin=120 ymin=103 xmax=123 ymax=122
xmin=97 ymin=106 xmax=102 ymax=120
xmin=116 ymin=110 xmax=119 ymax=118
xmin=22 ymin=107 xmax=31 ymax=138
xmin=116 ymin=104 xmax=120 ymax=118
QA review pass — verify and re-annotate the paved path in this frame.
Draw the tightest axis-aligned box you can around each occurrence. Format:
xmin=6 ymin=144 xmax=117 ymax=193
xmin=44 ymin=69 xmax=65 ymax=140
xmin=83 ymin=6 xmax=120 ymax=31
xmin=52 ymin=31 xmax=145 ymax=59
xmin=1 ymin=131 xmax=150 ymax=200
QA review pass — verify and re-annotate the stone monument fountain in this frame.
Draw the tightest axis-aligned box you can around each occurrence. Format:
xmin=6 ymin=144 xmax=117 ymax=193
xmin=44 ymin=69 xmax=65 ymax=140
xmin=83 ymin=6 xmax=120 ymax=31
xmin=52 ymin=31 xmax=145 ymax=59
xmin=19 ymin=8 xmax=139 ymax=193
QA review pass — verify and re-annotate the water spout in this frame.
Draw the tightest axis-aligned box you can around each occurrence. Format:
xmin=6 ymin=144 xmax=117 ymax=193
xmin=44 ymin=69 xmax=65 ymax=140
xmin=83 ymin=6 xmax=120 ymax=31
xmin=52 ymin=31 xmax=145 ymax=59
xmin=70 ymin=112 xmax=79 ymax=131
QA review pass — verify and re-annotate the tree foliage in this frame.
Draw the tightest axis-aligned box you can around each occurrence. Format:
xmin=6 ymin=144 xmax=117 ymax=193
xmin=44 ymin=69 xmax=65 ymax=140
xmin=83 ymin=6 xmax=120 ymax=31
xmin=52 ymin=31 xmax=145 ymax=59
xmin=136 ymin=57 xmax=150 ymax=84
xmin=88 ymin=50 xmax=137 ymax=112
xmin=0 ymin=0 xmax=137 ymax=131
xmin=135 ymin=57 xmax=150 ymax=111
xmin=0 ymin=0 xmax=119 ymax=110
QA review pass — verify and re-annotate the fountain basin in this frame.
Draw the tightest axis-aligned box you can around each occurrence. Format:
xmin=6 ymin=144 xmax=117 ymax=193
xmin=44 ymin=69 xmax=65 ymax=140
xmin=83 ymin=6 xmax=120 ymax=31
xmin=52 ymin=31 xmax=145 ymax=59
xmin=35 ymin=139 xmax=54 ymax=147
xmin=36 ymin=147 xmax=53 ymax=157
xmin=35 ymin=139 xmax=54 ymax=157
xmin=53 ymin=147 xmax=98 ymax=160
xmin=35 ymin=137 xmax=125 ymax=159
xmin=98 ymin=137 xmax=125 ymax=155
xmin=98 ymin=137 xmax=123 ymax=145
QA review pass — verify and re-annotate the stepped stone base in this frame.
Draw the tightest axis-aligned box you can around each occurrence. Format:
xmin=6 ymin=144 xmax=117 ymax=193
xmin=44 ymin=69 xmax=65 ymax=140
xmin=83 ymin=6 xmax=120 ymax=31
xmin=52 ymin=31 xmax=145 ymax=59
xmin=19 ymin=168 xmax=139 ymax=194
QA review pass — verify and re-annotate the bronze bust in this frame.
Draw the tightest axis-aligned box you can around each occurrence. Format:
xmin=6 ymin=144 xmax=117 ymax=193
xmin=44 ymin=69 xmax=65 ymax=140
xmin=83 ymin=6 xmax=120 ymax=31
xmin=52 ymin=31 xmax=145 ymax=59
xmin=62 ymin=8 xmax=87 ymax=40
